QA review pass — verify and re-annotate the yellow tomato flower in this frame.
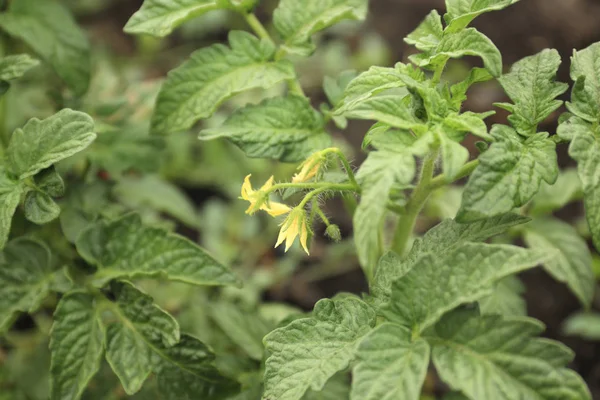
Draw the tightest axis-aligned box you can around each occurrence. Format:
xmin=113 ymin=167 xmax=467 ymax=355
xmin=275 ymin=208 xmax=311 ymax=254
xmin=241 ymin=175 xmax=291 ymax=216
xmin=292 ymin=151 xmax=327 ymax=183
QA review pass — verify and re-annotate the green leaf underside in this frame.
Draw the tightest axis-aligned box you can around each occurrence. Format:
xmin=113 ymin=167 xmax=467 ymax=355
xmin=405 ymin=10 xmax=443 ymax=51
xmin=0 ymin=239 xmax=53 ymax=332
xmin=354 ymin=150 xmax=416 ymax=270
xmin=458 ymin=126 xmax=558 ymax=222
xmin=0 ymin=168 xmax=23 ymax=249
xmin=412 ymin=28 xmax=502 ymax=77
xmin=103 ymin=282 xmax=237 ymax=398
xmin=6 ymin=109 xmax=97 ymax=180
xmin=124 ymin=0 xmax=220 ymax=37
xmin=50 ymin=292 xmax=104 ymax=400
xmin=524 ymin=218 xmax=594 ymax=307
xmin=444 ymin=0 xmax=520 ymax=32
xmin=343 ymin=95 xmax=428 ymax=132
xmin=567 ymin=42 xmax=600 ymax=122
xmin=151 ymin=31 xmax=295 ymax=135
xmin=263 ymin=297 xmax=376 ymax=400
xmin=438 ymin=130 xmax=469 ymax=180
xmin=273 ymin=0 xmax=368 ymax=56
xmin=372 ymin=213 xmax=530 ymax=299
xmin=381 ymin=243 xmax=550 ymax=331
xmin=0 ymin=54 xmax=39 ymax=81
xmin=430 ymin=309 xmax=591 ymax=400
xmin=351 ymin=323 xmax=430 ymax=400
xmin=0 ymin=0 xmax=90 ymax=95
xmin=201 ymin=95 xmax=331 ymax=162
xmin=496 ymin=49 xmax=568 ymax=135
xmin=75 ymin=213 xmax=238 ymax=287
xmin=24 ymin=190 xmax=61 ymax=225
xmin=479 ymin=276 xmax=527 ymax=317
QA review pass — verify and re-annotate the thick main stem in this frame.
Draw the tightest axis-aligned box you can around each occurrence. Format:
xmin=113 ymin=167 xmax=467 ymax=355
xmin=392 ymin=150 xmax=438 ymax=256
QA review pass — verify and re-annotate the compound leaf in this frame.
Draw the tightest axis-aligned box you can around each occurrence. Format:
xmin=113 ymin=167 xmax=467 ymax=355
xmin=0 ymin=0 xmax=90 ymax=95
xmin=273 ymin=0 xmax=368 ymax=56
xmin=0 ymin=239 xmax=54 ymax=333
xmin=458 ymin=126 xmax=558 ymax=222
xmin=263 ymin=297 xmax=376 ymax=400
xmin=0 ymin=54 xmax=39 ymax=81
xmin=350 ymin=323 xmax=430 ymax=400
xmin=76 ymin=213 xmax=239 ymax=287
xmin=6 ymin=109 xmax=97 ymax=180
xmin=0 ymin=168 xmax=23 ymax=249
xmin=152 ymin=31 xmax=295 ymax=134
xmin=430 ymin=309 xmax=591 ymax=400
xmin=524 ymin=217 xmax=594 ymax=308
xmin=125 ymin=0 xmax=222 ymax=38
xmin=50 ymin=291 xmax=104 ymax=400
xmin=201 ymin=95 xmax=331 ymax=162
xmin=381 ymin=243 xmax=550 ymax=332
xmin=444 ymin=0 xmax=520 ymax=32
xmin=496 ymin=49 xmax=568 ymax=135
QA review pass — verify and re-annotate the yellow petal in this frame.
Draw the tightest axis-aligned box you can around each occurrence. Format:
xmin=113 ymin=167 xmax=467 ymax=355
xmin=264 ymin=202 xmax=292 ymax=217
xmin=299 ymin=219 xmax=310 ymax=255
xmin=260 ymin=176 xmax=275 ymax=192
xmin=241 ymin=174 xmax=253 ymax=200
xmin=285 ymin=217 xmax=300 ymax=252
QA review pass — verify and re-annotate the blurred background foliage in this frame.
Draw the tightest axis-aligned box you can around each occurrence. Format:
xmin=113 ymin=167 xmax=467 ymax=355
xmin=1 ymin=0 xmax=600 ymax=399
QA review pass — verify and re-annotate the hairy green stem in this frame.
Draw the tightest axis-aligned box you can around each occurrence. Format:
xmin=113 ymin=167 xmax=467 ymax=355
xmin=391 ymin=150 xmax=438 ymax=255
xmin=243 ymin=12 xmax=306 ymax=96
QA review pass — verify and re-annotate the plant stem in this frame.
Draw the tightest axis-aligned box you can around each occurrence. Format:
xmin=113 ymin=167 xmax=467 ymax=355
xmin=427 ymin=159 xmax=479 ymax=190
xmin=268 ymin=181 xmax=359 ymax=193
xmin=391 ymin=150 xmax=438 ymax=255
xmin=242 ymin=12 xmax=306 ymax=97
xmin=328 ymin=148 xmax=359 ymax=187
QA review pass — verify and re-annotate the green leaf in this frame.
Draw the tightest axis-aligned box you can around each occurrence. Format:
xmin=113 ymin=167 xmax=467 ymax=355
xmin=354 ymin=150 xmax=416 ymax=271
xmin=0 ymin=239 xmax=55 ymax=332
xmin=429 ymin=309 xmax=591 ymax=400
xmin=563 ymin=312 xmax=600 ymax=341
xmin=372 ymin=213 xmax=530 ymax=299
xmin=35 ymin=167 xmax=65 ymax=198
xmin=0 ymin=0 xmax=90 ymax=95
xmin=442 ymin=111 xmax=494 ymax=141
xmin=0 ymin=54 xmax=39 ymax=81
xmin=450 ymin=67 xmax=493 ymax=109
xmin=152 ymin=31 xmax=295 ymax=135
xmin=350 ymin=323 xmax=430 ymax=400
xmin=201 ymin=95 xmax=331 ymax=162
xmin=124 ymin=0 xmax=222 ymax=38
xmin=381 ymin=243 xmax=550 ymax=332
xmin=437 ymin=129 xmax=469 ymax=180
xmin=479 ymin=276 xmax=527 ymax=317
xmin=444 ymin=0 xmax=520 ymax=32
xmin=342 ymin=95 xmax=428 ymax=132
xmin=0 ymin=168 xmax=23 ymax=249
xmin=210 ymin=301 xmax=270 ymax=361
xmin=6 ymin=109 xmax=97 ymax=180
xmin=24 ymin=190 xmax=60 ymax=225
xmin=50 ymin=291 xmax=104 ymax=400
xmin=567 ymin=42 xmax=600 ymax=122
xmin=458 ymin=126 xmax=558 ymax=222
xmin=323 ymin=70 xmax=357 ymax=107
xmin=405 ymin=10 xmax=443 ymax=51
xmin=263 ymin=297 xmax=376 ymax=400
xmin=103 ymin=281 xmax=179 ymax=394
xmin=76 ymin=213 xmax=239 ymax=287
xmin=557 ymin=116 xmax=600 ymax=252
xmin=413 ymin=28 xmax=502 ymax=77
xmin=114 ymin=175 xmax=198 ymax=229
xmin=530 ymin=168 xmax=581 ymax=215
xmin=273 ymin=0 xmax=368 ymax=56
xmin=523 ymin=217 xmax=594 ymax=307
xmin=496 ymin=49 xmax=568 ymax=135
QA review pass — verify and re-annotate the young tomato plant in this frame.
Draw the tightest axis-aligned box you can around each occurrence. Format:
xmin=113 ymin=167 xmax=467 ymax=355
xmin=0 ymin=0 xmax=598 ymax=399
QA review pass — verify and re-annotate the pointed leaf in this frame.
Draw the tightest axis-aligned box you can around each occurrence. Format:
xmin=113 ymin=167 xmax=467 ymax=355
xmin=0 ymin=0 xmax=90 ymax=95
xmin=76 ymin=213 xmax=239 ymax=287
xmin=430 ymin=309 xmax=591 ymax=400
xmin=50 ymin=291 xmax=104 ymax=400
xmin=496 ymin=49 xmax=568 ymax=135
xmin=0 ymin=54 xmax=39 ymax=81
xmin=124 ymin=0 xmax=222 ymax=37
xmin=263 ymin=297 xmax=376 ymax=400
xmin=342 ymin=95 xmax=428 ymax=132
xmin=442 ymin=111 xmax=494 ymax=141
xmin=152 ymin=31 xmax=295 ymax=134
xmin=524 ymin=217 xmax=594 ymax=307
xmin=0 ymin=239 xmax=55 ymax=332
xmin=458 ymin=126 xmax=558 ymax=222
xmin=405 ymin=10 xmax=443 ymax=51
xmin=201 ymin=95 xmax=331 ymax=162
xmin=450 ymin=67 xmax=493 ymax=109
xmin=444 ymin=0 xmax=520 ymax=32
xmin=6 ymin=109 xmax=96 ymax=180
xmin=350 ymin=323 xmax=430 ymax=400
xmin=273 ymin=0 xmax=368 ymax=56
xmin=567 ymin=42 xmax=600 ymax=122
